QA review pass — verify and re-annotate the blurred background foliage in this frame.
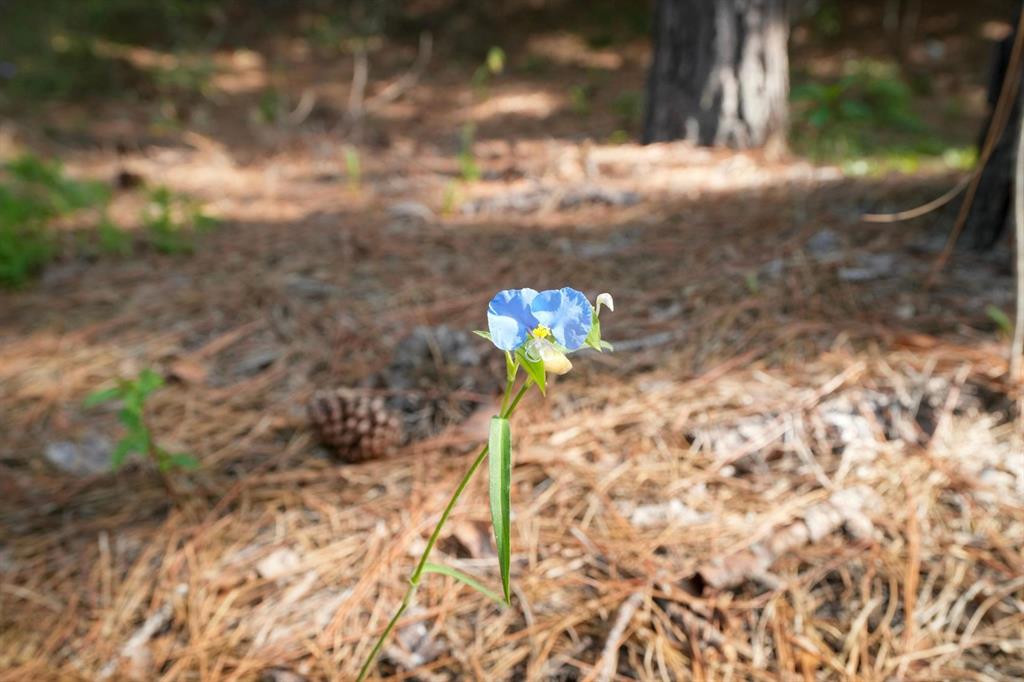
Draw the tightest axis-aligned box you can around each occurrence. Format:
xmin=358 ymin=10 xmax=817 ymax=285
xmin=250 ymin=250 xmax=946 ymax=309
xmin=0 ymin=0 xmax=1000 ymax=175
xmin=0 ymin=0 xmax=397 ymax=103
xmin=789 ymin=58 xmax=976 ymax=173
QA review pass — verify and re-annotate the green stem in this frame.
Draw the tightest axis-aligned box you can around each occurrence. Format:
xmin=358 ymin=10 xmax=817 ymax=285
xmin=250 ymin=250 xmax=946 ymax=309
xmin=504 ymin=380 xmax=530 ymax=416
xmin=142 ymin=414 xmax=179 ymax=500
xmin=500 ymin=377 xmax=514 ymax=414
xmin=356 ymin=378 xmax=531 ymax=681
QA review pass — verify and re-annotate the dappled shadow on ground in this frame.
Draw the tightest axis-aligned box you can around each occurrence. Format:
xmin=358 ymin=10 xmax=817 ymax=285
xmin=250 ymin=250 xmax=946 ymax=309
xmin=1 ymin=142 xmax=1020 ymax=678
xmin=0 ymin=163 xmax=1015 ymax=471
xmin=2 ymin=1 xmax=1022 ymax=676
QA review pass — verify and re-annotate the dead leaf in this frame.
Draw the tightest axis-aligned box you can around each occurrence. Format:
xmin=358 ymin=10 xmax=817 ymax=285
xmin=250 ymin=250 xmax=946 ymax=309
xmin=167 ymin=358 xmax=209 ymax=386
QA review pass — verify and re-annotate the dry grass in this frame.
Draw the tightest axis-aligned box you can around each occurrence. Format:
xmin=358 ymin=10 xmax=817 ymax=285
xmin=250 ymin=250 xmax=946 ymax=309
xmin=1 ymin=23 xmax=1023 ymax=680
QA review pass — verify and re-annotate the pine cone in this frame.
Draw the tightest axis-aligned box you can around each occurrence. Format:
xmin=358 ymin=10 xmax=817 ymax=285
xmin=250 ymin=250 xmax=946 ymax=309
xmin=307 ymin=389 xmax=403 ymax=463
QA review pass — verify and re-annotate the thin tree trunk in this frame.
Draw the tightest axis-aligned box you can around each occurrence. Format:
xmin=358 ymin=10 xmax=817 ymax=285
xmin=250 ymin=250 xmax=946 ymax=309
xmin=964 ymin=26 xmax=1021 ymax=250
xmin=643 ymin=0 xmax=789 ymax=150
xmin=1011 ymin=107 xmax=1024 ymax=383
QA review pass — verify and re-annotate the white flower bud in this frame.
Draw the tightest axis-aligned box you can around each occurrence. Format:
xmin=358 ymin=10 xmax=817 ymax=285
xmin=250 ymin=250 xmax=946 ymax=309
xmin=529 ymin=338 xmax=573 ymax=375
xmin=596 ymin=292 xmax=614 ymax=314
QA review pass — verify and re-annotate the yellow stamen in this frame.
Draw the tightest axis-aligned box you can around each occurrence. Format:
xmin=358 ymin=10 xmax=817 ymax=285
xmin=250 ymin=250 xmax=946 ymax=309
xmin=531 ymin=325 xmax=551 ymax=340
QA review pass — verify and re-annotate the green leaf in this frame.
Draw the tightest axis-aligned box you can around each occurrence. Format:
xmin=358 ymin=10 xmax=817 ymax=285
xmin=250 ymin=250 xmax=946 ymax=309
xmin=118 ymin=407 xmax=144 ymax=432
xmin=111 ymin=440 xmax=132 ymax=468
xmin=488 ymin=416 xmax=512 ymax=604
xmin=516 ymin=348 xmax=546 ymax=395
xmin=192 ymin=211 xmax=219 ymax=233
xmin=98 ymin=217 xmax=132 ymax=256
xmin=121 ymin=392 xmax=144 ymax=413
xmin=473 ymin=330 xmax=492 ymax=341
xmin=584 ymin=315 xmax=603 ymax=352
xmin=167 ymin=452 xmax=199 ymax=470
xmin=136 ymin=368 xmax=164 ymax=397
xmin=422 ymin=562 xmax=505 ymax=605
xmin=744 ymin=271 xmax=760 ymax=294
xmin=83 ymin=386 xmax=121 ymax=407
xmin=504 ymin=351 xmax=519 ymax=383
xmin=111 ymin=434 xmax=146 ymax=469
xmin=486 ymin=46 xmax=505 ymax=75
xmin=986 ymin=304 xmax=1013 ymax=336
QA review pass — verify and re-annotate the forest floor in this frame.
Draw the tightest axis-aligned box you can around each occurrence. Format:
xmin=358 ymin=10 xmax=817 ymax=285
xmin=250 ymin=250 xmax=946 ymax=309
xmin=2 ymin=3 xmax=1023 ymax=680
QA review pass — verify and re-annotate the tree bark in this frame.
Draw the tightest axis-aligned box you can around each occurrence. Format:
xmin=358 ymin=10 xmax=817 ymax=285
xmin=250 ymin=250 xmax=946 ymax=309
xmin=643 ymin=0 xmax=789 ymax=149
xmin=964 ymin=28 xmax=1021 ymax=250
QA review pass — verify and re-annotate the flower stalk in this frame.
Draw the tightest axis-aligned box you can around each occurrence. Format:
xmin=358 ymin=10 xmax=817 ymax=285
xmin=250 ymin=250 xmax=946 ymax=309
xmin=357 ymin=287 xmax=611 ymax=680
xmin=356 ymin=379 xmax=531 ymax=681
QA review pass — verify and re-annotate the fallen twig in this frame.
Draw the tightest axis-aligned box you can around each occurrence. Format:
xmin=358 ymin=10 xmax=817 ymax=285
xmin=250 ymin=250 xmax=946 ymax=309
xmin=697 ymin=488 xmax=877 ymax=590
xmin=591 ymin=591 xmax=645 ymax=682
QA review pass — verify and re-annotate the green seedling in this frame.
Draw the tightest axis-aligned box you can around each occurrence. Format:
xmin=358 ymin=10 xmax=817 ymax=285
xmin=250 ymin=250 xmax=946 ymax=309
xmin=612 ymin=90 xmax=644 ymax=127
xmin=458 ymin=46 xmax=506 ymax=184
xmin=472 ymin=46 xmax=505 ymax=96
xmin=0 ymin=219 xmax=52 ymax=287
xmin=569 ymin=84 xmax=592 ymax=116
xmin=97 ymin=216 xmax=132 ymax=256
xmin=441 ymin=180 xmax=460 ymax=216
xmin=789 ymin=59 xmax=945 ymax=164
xmin=458 ymin=122 xmax=481 ymax=182
xmin=745 ymin=271 xmax=760 ymax=295
xmin=257 ymin=87 xmax=284 ymax=125
xmin=0 ymin=153 xmax=110 ymax=286
xmin=142 ymin=185 xmax=217 ymax=254
xmin=344 ymin=145 xmax=362 ymax=190
xmin=607 ymin=129 xmax=630 ymax=145
xmin=986 ymin=304 xmax=1013 ymax=337
xmin=84 ymin=368 xmax=198 ymax=474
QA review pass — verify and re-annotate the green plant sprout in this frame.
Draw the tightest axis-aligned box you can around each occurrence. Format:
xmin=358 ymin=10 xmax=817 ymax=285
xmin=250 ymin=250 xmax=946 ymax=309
xmin=788 ymin=59 xmax=955 ymax=167
xmin=344 ymin=145 xmax=362 ymax=190
xmin=97 ymin=215 xmax=132 ymax=256
xmin=142 ymin=185 xmax=217 ymax=254
xmin=986 ymin=304 xmax=1013 ymax=338
xmin=84 ymin=369 xmax=198 ymax=482
xmin=151 ymin=54 xmax=215 ymax=100
xmin=607 ymin=129 xmax=630 ymax=145
xmin=472 ymin=45 xmax=505 ymax=96
xmin=0 ymin=153 xmax=109 ymax=286
xmin=357 ymin=288 xmax=613 ymax=680
xmin=0 ymin=210 xmax=52 ymax=287
xmin=441 ymin=180 xmax=460 ymax=216
xmin=455 ymin=46 xmax=506 ymax=186
xmin=744 ymin=271 xmax=760 ymax=295
xmin=458 ymin=122 xmax=481 ymax=182
xmin=569 ymin=84 xmax=592 ymax=116
xmin=612 ymin=90 xmax=644 ymax=128
xmin=256 ymin=87 xmax=284 ymax=125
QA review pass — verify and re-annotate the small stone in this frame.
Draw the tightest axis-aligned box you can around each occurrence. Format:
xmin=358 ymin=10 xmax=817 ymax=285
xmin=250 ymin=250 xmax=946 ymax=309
xmin=261 ymin=670 xmax=307 ymax=682
xmin=626 ymin=499 xmax=708 ymax=528
xmin=388 ymin=200 xmax=436 ymax=224
xmin=806 ymin=229 xmax=842 ymax=260
xmin=838 ymin=253 xmax=897 ymax=282
xmin=256 ymin=548 xmax=301 ymax=580
xmin=44 ymin=434 xmax=113 ymax=476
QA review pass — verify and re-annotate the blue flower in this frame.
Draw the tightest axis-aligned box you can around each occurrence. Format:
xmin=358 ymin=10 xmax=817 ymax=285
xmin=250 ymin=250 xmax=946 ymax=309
xmin=487 ymin=287 xmax=593 ymax=352
xmin=529 ymin=288 xmax=593 ymax=351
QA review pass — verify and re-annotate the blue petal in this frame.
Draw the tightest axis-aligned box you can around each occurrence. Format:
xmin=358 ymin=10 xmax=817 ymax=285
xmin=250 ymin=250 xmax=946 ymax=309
xmin=487 ymin=288 xmax=539 ymax=350
xmin=530 ymin=287 xmax=592 ymax=351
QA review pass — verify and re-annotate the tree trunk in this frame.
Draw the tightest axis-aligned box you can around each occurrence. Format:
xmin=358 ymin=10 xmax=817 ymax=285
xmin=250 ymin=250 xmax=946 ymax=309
xmin=964 ymin=28 xmax=1020 ymax=250
xmin=643 ymin=0 xmax=789 ymax=149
